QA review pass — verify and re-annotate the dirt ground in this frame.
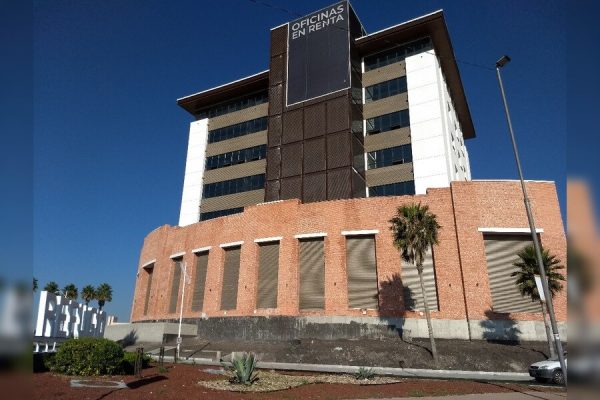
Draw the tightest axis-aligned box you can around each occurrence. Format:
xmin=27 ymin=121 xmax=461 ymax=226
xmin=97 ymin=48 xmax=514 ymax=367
xmin=170 ymin=338 xmax=552 ymax=372
xmin=32 ymin=363 xmax=563 ymax=400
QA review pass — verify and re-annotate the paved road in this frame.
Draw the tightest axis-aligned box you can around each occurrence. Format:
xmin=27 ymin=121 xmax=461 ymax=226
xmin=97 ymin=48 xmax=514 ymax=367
xmin=361 ymin=391 xmax=566 ymax=400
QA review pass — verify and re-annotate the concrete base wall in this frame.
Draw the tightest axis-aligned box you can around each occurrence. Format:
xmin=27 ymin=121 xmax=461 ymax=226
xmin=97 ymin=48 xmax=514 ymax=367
xmin=190 ymin=316 xmax=567 ymax=342
xmin=104 ymin=322 xmax=197 ymax=345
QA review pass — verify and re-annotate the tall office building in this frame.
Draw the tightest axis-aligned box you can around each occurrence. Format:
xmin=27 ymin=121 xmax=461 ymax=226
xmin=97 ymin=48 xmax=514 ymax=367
xmin=177 ymin=4 xmax=473 ymax=226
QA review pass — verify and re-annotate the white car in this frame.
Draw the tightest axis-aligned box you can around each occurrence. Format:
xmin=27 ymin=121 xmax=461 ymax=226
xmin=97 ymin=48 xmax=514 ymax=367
xmin=529 ymin=356 xmax=567 ymax=384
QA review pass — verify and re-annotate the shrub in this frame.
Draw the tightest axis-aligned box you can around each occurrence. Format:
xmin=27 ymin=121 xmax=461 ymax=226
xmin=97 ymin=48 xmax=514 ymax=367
xmin=228 ymin=352 xmax=259 ymax=385
xmin=121 ymin=351 xmax=152 ymax=375
xmin=355 ymin=367 xmax=375 ymax=380
xmin=50 ymin=338 xmax=124 ymax=376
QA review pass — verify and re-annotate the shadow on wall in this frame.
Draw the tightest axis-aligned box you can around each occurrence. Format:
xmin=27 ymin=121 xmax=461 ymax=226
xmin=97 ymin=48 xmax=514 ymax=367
xmin=377 ymin=273 xmax=415 ymax=341
xmin=117 ymin=329 xmax=138 ymax=347
xmin=480 ymin=310 xmax=521 ymax=344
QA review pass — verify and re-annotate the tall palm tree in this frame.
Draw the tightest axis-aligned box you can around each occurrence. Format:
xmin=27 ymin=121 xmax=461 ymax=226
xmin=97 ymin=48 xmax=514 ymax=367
xmin=43 ymin=281 xmax=60 ymax=295
xmin=512 ymin=244 xmax=564 ymax=358
xmin=33 ymin=277 xmax=38 ymax=292
xmin=390 ymin=203 xmax=441 ymax=364
xmin=95 ymin=283 xmax=113 ymax=311
xmin=62 ymin=283 xmax=78 ymax=300
xmin=81 ymin=285 xmax=96 ymax=306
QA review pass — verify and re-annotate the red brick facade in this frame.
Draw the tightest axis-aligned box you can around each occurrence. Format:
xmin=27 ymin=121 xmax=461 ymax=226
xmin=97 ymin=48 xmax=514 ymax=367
xmin=130 ymin=181 xmax=566 ymax=326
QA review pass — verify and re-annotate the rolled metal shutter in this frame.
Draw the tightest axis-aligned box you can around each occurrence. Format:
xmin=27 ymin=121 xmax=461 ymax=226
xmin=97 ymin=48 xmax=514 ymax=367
xmin=168 ymin=260 xmax=182 ymax=314
xmin=401 ymin=248 xmax=439 ymax=311
xmin=257 ymin=242 xmax=279 ymax=309
xmin=299 ymin=238 xmax=325 ymax=310
xmin=143 ymin=265 xmax=154 ymax=316
xmin=346 ymin=235 xmax=379 ymax=309
xmin=191 ymin=252 xmax=209 ymax=312
xmin=220 ymin=246 xmax=241 ymax=310
xmin=483 ymin=234 xmax=541 ymax=313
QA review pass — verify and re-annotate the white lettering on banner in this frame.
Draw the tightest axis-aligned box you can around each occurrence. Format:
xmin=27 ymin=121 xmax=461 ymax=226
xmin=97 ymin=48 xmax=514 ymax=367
xmin=34 ymin=291 xmax=111 ymax=338
xmin=290 ymin=3 xmax=345 ymax=40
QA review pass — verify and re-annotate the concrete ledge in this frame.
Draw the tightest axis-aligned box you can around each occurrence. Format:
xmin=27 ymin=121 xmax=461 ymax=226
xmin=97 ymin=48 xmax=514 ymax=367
xmin=104 ymin=322 xmax=197 ymax=344
xmin=149 ymin=355 xmax=533 ymax=382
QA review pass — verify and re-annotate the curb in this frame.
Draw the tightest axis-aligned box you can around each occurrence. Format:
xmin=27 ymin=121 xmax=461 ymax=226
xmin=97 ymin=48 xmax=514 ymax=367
xmin=149 ymin=355 xmax=533 ymax=382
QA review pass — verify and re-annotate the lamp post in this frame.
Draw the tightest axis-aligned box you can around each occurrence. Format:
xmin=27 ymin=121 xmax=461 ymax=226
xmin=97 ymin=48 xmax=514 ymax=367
xmin=176 ymin=261 xmax=190 ymax=361
xmin=495 ymin=55 xmax=567 ymax=386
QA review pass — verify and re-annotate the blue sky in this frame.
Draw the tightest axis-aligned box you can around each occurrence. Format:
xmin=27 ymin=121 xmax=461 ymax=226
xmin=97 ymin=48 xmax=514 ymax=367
xmin=32 ymin=0 xmax=566 ymax=321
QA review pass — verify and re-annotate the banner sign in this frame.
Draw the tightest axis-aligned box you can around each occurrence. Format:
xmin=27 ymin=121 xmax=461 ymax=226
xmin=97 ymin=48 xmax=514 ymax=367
xmin=286 ymin=1 xmax=350 ymax=106
xmin=34 ymin=291 xmax=108 ymax=338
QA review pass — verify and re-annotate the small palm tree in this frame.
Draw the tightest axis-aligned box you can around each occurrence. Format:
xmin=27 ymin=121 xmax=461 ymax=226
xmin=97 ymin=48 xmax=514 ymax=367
xmin=390 ymin=203 xmax=441 ymax=364
xmin=62 ymin=283 xmax=78 ymax=300
xmin=43 ymin=281 xmax=60 ymax=295
xmin=512 ymin=245 xmax=564 ymax=359
xmin=81 ymin=285 xmax=96 ymax=306
xmin=95 ymin=283 xmax=113 ymax=311
xmin=33 ymin=277 xmax=38 ymax=292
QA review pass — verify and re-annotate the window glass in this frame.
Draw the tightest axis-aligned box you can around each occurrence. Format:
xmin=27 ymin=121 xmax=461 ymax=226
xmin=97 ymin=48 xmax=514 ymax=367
xmin=364 ymin=37 xmax=432 ymax=71
xmin=369 ymin=180 xmax=415 ymax=197
xmin=200 ymin=207 xmax=244 ymax=221
xmin=203 ymin=174 xmax=265 ymax=199
xmin=208 ymin=117 xmax=268 ymax=144
xmin=197 ymin=91 xmax=268 ymax=119
xmin=366 ymin=110 xmax=410 ymax=135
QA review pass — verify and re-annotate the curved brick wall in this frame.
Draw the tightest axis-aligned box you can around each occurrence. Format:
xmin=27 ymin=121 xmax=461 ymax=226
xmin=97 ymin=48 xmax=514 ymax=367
xmin=131 ymin=181 xmax=566 ymax=333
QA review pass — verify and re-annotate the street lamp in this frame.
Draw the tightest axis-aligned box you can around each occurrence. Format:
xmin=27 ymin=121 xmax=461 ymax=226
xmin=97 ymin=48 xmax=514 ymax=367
xmin=495 ymin=55 xmax=567 ymax=386
xmin=176 ymin=261 xmax=190 ymax=361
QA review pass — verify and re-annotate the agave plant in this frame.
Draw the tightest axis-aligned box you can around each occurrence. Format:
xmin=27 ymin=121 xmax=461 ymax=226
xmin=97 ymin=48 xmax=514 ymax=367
xmin=228 ymin=352 xmax=259 ymax=385
xmin=355 ymin=367 xmax=375 ymax=380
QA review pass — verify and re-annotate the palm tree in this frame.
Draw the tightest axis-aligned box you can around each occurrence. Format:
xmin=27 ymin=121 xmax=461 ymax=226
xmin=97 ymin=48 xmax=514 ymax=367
xmin=95 ymin=283 xmax=113 ymax=311
xmin=62 ymin=283 xmax=78 ymax=300
xmin=33 ymin=277 xmax=38 ymax=292
xmin=390 ymin=203 xmax=441 ymax=364
xmin=512 ymin=244 xmax=564 ymax=358
xmin=81 ymin=285 xmax=96 ymax=306
xmin=43 ymin=281 xmax=60 ymax=295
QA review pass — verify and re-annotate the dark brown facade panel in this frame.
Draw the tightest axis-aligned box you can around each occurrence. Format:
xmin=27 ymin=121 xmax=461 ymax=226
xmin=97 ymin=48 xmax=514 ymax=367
xmin=326 ymin=96 xmax=350 ymax=133
xmin=299 ymin=238 xmax=325 ymax=310
xmin=303 ymin=172 xmax=327 ymax=203
xmin=282 ymin=108 xmax=304 ymax=144
xmin=270 ymin=25 xmax=288 ymax=57
xmin=267 ymin=115 xmax=282 ymax=147
xmin=220 ymin=246 xmax=241 ymax=310
xmin=327 ymin=168 xmax=353 ymax=200
xmin=268 ymin=85 xmax=283 ymax=116
xmin=266 ymin=147 xmax=281 ymax=180
xmin=280 ymin=176 xmax=302 ymax=200
xmin=303 ymin=102 xmax=327 ymax=139
xmin=168 ymin=260 xmax=182 ymax=314
xmin=303 ymin=137 xmax=326 ymax=174
xmin=257 ymin=242 xmax=280 ymax=309
xmin=281 ymin=142 xmax=303 ymax=178
xmin=265 ymin=180 xmax=280 ymax=201
xmin=269 ymin=54 xmax=285 ymax=86
xmin=346 ymin=235 xmax=379 ymax=309
xmin=326 ymin=132 xmax=352 ymax=169
xmin=351 ymin=169 xmax=367 ymax=198
xmin=191 ymin=252 xmax=209 ymax=312
xmin=352 ymin=135 xmax=366 ymax=173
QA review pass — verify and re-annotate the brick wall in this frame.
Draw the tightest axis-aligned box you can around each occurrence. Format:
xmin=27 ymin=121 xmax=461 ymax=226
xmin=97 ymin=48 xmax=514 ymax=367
xmin=130 ymin=181 xmax=566 ymax=324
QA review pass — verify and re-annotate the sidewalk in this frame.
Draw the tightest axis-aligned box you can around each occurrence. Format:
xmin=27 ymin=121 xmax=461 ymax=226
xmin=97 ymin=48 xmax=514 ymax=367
xmin=360 ymin=391 xmax=566 ymax=400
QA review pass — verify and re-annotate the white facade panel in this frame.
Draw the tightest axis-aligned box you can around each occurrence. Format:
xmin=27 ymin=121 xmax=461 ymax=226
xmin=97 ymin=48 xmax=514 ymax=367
xmin=179 ymin=119 xmax=209 ymax=226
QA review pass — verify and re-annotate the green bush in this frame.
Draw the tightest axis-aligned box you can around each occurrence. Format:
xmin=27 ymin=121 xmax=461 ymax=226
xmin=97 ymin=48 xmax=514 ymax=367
xmin=121 ymin=351 xmax=152 ymax=374
xmin=50 ymin=338 xmax=124 ymax=376
xmin=228 ymin=352 xmax=259 ymax=385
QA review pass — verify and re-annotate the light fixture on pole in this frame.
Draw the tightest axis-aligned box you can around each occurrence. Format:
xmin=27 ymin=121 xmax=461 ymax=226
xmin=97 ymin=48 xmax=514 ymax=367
xmin=176 ymin=261 xmax=190 ymax=361
xmin=495 ymin=55 xmax=567 ymax=386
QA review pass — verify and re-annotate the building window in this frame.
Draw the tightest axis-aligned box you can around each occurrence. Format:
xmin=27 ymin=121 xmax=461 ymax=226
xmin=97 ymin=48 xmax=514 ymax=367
xmin=346 ymin=235 xmax=378 ymax=309
xmin=168 ymin=259 xmax=183 ymax=314
xmin=208 ymin=117 xmax=268 ymax=144
xmin=256 ymin=241 xmax=280 ymax=309
xmin=401 ymin=246 xmax=439 ymax=311
xmin=197 ymin=91 xmax=268 ymax=119
xmin=369 ymin=180 xmax=415 ymax=197
xmin=366 ymin=110 xmax=410 ymax=135
xmin=364 ymin=37 xmax=432 ymax=71
xmin=365 ymin=76 xmax=407 ymax=103
xmin=142 ymin=264 xmax=154 ymax=316
xmin=205 ymin=145 xmax=267 ymax=170
xmin=367 ymin=144 xmax=412 ymax=169
xmin=191 ymin=251 xmax=209 ymax=312
xmin=200 ymin=207 xmax=244 ymax=221
xmin=221 ymin=246 xmax=241 ymax=310
xmin=203 ymin=174 xmax=265 ymax=199
xmin=299 ymin=238 xmax=325 ymax=310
